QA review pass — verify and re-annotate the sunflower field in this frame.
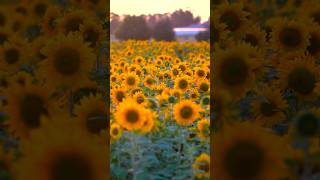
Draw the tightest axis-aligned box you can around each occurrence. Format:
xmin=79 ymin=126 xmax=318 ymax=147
xmin=110 ymin=41 xmax=210 ymax=179
xmin=0 ymin=0 xmax=109 ymax=179
xmin=213 ymin=0 xmax=320 ymax=179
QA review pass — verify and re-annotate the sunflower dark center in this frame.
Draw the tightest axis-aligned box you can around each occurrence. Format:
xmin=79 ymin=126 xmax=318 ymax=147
xmin=0 ymin=13 xmax=5 ymax=27
xmin=307 ymin=33 xmax=320 ymax=56
xmin=260 ymin=101 xmax=277 ymax=117
xmin=0 ymin=160 xmax=8 ymax=171
xmin=51 ymin=153 xmax=93 ymax=180
xmin=288 ymin=67 xmax=316 ymax=95
xmin=311 ymin=11 xmax=320 ymax=25
xmin=146 ymin=78 xmax=154 ymax=85
xmin=5 ymin=48 xmax=20 ymax=65
xmin=54 ymin=48 xmax=80 ymax=75
xmin=136 ymin=96 xmax=144 ymax=104
xmin=34 ymin=3 xmax=47 ymax=17
xmin=200 ymin=83 xmax=209 ymax=92
xmin=219 ymin=10 xmax=241 ymax=31
xmin=0 ymin=33 xmax=8 ymax=45
xmin=112 ymin=128 xmax=119 ymax=135
xmin=179 ymin=65 xmax=186 ymax=72
xmin=65 ymin=17 xmax=84 ymax=33
xmin=86 ymin=110 xmax=107 ymax=134
xmin=244 ymin=34 xmax=258 ymax=47
xmin=173 ymin=69 xmax=179 ymax=75
xmin=180 ymin=106 xmax=193 ymax=119
xmin=296 ymin=112 xmax=320 ymax=137
xmin=84 ymin=28 xmax=99 ymax=48
xmin=125 ymin=110 xmax=139 ymax=123
xmin=115 ymin=91 xmax=125 ymax=102
xmin=178 ymin=79 xmax=188 ymax=89
xmin=202 ymin=97 xmax=210 ymax=105
xmin=191 ymin=93 xmax=197 ymax=99
xmin=279 ymin=27 xmax=302 ymax=48
xmin=197 ymin=70 xmax=205 ymax=77
xmin=199 ymin=161 xmax=209 ymax=172
xmin=15 ymin=7 xmax=27 ymax=15
xmin=224 ymin=140 xmax=264 ymax=179
xmin=19 ymin=94 xmax=48 ymax=129
xmin=220 ymin=57 xmax=248 ymax=86
xmin=126 ymin=77 xmax=136 ymax=86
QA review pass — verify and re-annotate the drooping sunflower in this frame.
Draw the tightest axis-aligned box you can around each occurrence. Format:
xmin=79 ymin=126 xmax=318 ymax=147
xmin=37 ymin=33 xmax=95 ymax=90
xmin=115 ymin=98 xmax=146 ymax=131
xmin=270 ymin=18 xmax=309 ymax=54
xmin=139 ymin=109 xmax=157 ymax=134
xmin=277 ymin=54 xmax=320 ymax=99
xmin=251 ymin=87 xmax=288 ymax=127
xmin=13 ymin=116 xmax=107 ymax=180
xmin=3 ymin=82 xmax=53 ymax=139
xmin=173 ymin=100 xmax=202 ymax=126
xmin=192 ymin=153 xmax=210 ymax=178
xmin=197 ymin=118 xmax=210 ymax=139
xmin=73 ymin=94 xmax=108 ymax=135
xmin=213 ymin=122 xmax=288 ymax=180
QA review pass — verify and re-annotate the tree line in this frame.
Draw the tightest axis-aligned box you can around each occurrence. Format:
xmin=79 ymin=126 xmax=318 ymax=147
xmin=110 ymin=9 xmax=210 ymax=41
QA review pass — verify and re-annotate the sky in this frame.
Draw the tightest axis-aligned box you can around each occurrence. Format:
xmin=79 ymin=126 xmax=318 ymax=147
xmin=111 ymin=0 xmax=210 ymax=22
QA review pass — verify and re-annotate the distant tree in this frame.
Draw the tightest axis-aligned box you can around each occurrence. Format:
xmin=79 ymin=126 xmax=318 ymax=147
xmin=195 ymin=30 xmax=210 ymax=42
xmin=152 ymin=18 xmax=175 ymax=41
xmin=170 ymin=9 xmax=201 ymax=27
xmin=110 ymin=13 xmax=121 ymax=34
xmin=115 ymin=15 xmax=151 ymax=40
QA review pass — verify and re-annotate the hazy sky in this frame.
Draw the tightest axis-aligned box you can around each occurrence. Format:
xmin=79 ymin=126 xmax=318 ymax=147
xmin=111 ymin=0 xmax=210 ymax=22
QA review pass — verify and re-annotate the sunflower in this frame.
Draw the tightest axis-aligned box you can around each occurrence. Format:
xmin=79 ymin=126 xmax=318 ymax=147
xmin=299 ymin=1 xmax=320 ymax=25
xmin=216 ymin=2 xmax=249 ymax=33
xmin=111 ymin=86 xmax=127 ymax=105
xmin=143 ymin=75 xmax=156 ymax=89
xmin=110 ymin=123 xmax=123 ymax=140
xmin=306 ymin=24 xmax=320 ymax=58
xmin=214 ymin=43 xmax=257 ymax=97
xmin=0 ymin=6 xmax=10 ymax=28
xmin=197 ymin=78 xmax=210 ymax=93
xmin=28 ymin=0 xmax=51 ymax=20
xmin=114 ymin=98 xmax=146 ymax=131
xmin=13 ymin=115 xmax=107 ymax=180
xmin=251 ymin=87 xmax=288 ymax=127
xmin=174 ymin=75 xmax=192 ymax=92
xmin=56 ymin=9 xmax=93 ymax=35
xmin=122 ymin=72 xmax=140 ymax=90
xmin=277 ymin=54 xmax=320 ymax=99
xmin=3 ymin=82 xmax=53 ymax=139
xmin=139 ymin=109 xmax=157 ymax=134
xmin=194 ymin=66 xmax=208 ymax=80
xmin=213 ymin=122 xmax=288 ymax=180
xmin=41 ymin=5 xmax=61 ymax=36
xmin=173 ymin=100 xmax=202 ymax=126
xmin=73 ymin=94 xmax=108 ymax=135
xmin=241 ymin=24 xmax=267 ymax=51
xmin=133 ymin=91 xmax=147 ymax=106
xmin=192 ymin=153 xmax=210 ymax=178
xmin=0 ymin=37 xmax=27 ymax=73
xmin=197 ymin=118 xmax=210 ymax=139
xmin=170 ymin=65 xmax=181 ymax=78
xmin=290 ymin=108 xmax=320 ymax=139
xmin=270 ymin=18 xmax=309 ymax=54
xmin=0 ymin=28 xmax=11 ymax=46
xmin=37 ymin=33 xmax=95 ymax=90
xmin=79 ymin=19 xmax=106 ymax=50
xmin=189 ymin=88 xmax=200 ymax=100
